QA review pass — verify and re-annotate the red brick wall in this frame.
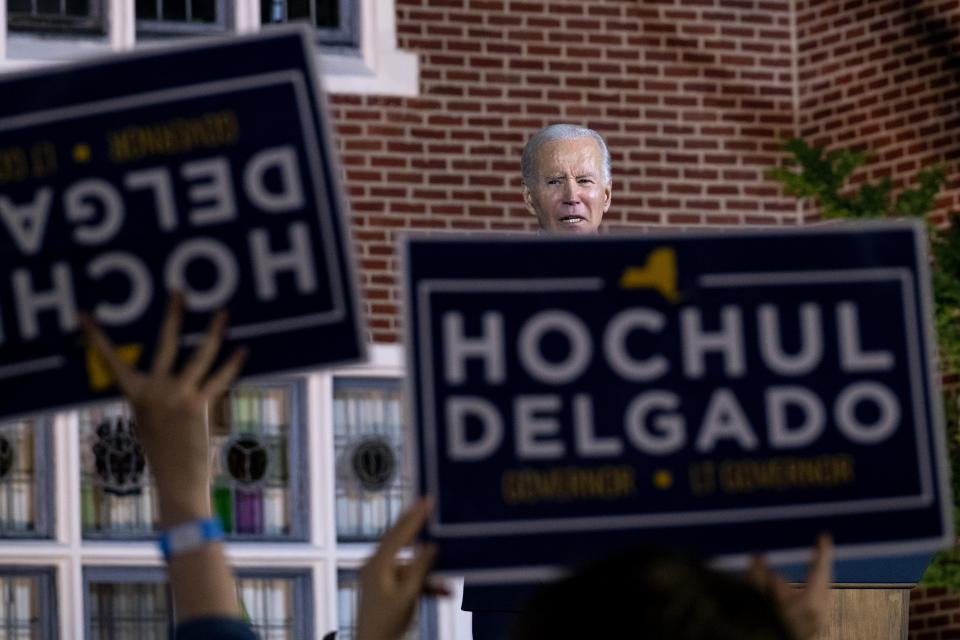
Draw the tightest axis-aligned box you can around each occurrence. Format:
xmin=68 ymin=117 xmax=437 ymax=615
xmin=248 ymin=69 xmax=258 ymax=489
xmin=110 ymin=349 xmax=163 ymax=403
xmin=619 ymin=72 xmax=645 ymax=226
xmin=329 ymin=0 xmax=806 ymax=343
xmin=795 ymin=0 xmax=960 ymax=225
xmin=911 ymin=585 xmax=960 ymax=640
xmin=331 ymin=1 xmax=960 ymax=342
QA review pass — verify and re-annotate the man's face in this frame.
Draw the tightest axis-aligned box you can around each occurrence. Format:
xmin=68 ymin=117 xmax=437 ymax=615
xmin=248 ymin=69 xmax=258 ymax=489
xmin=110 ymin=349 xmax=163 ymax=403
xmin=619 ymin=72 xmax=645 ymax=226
xmin=522 ymin=136 xmax=611 ymax=234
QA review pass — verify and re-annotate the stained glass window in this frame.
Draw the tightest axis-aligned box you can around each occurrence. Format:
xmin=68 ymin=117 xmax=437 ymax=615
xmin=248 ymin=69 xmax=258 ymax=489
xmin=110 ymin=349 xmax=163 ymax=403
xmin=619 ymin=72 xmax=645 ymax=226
xmin=79 ymin=402 xmax=155 ymax=537
xmin=0 ymin=420 xmax=51 ymax=538
xmin=79 ymin=382 xmax=305 ymax=540
xmin=333 ymin=378 xmax=410 ymax=542
xmin=210 ymin=386 xmax=302 ymax=539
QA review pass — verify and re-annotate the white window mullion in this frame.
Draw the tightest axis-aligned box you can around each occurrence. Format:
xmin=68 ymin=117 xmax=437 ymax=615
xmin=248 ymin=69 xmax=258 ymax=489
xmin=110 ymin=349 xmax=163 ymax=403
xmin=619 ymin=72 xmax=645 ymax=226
xmin=308 ymin=372 xmax=334 ymax=551
xmin=0 ymin=2 xmax=7 ymax=62
xmin=54 ymin=411 xmax=86 ymax=640
xmin=108 ymin=0 xmax=136 ymax=51
xmin=234 ymin=0 xmax=261 ymax=34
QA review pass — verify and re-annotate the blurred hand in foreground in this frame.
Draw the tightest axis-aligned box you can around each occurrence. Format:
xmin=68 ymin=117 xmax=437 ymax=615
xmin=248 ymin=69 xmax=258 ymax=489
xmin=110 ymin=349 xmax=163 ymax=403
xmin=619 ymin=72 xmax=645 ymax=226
xmin=356 ymin=498 xmax=448 ymax=640
xmin=79 ymin=292 xmax=247 ymax=527
xmin=749 ymin=533 xmax=834 ymax=640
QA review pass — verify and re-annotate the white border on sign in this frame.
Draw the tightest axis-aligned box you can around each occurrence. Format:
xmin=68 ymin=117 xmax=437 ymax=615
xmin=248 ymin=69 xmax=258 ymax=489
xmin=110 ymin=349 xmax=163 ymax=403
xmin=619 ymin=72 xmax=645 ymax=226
xmin=417 ymin=268 xmax=933 ymax=536
xmin=0 ymin=69 xmax=346 ymax=374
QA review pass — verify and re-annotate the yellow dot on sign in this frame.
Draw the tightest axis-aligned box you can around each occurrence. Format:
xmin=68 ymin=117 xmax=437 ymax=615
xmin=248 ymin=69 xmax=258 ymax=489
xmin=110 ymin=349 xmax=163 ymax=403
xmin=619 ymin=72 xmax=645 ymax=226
xmin=653 ymin=469 xmax=673 ymax=490
xmin=73 ymin=144 xmax=91 ymax=163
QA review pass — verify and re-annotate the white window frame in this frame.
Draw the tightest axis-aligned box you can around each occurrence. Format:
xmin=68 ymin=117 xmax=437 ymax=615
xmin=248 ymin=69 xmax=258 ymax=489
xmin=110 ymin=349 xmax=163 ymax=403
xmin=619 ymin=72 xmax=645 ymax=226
xmin=0 ymin=0 xmax=419 ymax=96
xmin=0 ymin=344 xmax=468 ymax=640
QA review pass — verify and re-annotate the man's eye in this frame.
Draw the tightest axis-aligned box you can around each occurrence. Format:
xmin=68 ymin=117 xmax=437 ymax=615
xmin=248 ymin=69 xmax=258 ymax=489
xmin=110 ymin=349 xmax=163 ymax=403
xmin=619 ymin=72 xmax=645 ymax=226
xmin=547 ymin=179 xmax=560 ymax=185
xmin=579 ymin=178 xmax=594 ymax=184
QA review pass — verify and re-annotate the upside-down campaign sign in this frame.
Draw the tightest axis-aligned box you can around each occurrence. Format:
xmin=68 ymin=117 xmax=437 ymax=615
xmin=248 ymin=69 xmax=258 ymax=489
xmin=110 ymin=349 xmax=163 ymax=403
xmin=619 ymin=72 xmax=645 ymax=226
xmin=0 ymin=28 xmax=363 ymax=419
xmin=404 ymin=222 xmax=953 ymax=582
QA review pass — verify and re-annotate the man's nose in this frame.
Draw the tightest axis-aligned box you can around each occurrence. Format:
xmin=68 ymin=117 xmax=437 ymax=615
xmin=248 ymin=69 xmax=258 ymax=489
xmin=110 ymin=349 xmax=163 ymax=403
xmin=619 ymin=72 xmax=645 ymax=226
xmin=562 ymin=180 xmax=579 ymax=202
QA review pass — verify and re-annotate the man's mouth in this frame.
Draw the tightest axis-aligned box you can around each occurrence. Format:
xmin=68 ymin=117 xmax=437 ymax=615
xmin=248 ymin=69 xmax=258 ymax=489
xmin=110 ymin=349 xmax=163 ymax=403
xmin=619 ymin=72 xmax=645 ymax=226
xmin=559 ymin=216 xmax=585 ymax=224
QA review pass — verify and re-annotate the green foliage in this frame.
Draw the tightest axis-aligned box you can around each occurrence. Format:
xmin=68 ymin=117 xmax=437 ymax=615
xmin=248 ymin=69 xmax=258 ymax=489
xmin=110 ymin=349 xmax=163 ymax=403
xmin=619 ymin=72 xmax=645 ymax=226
xmin=769 ymin=138 xmax=960 ymax=589
xmin=932 ymin=216 xmax=960 ymax=365
xmin=769 ymin=139 xmax=945 ymax=219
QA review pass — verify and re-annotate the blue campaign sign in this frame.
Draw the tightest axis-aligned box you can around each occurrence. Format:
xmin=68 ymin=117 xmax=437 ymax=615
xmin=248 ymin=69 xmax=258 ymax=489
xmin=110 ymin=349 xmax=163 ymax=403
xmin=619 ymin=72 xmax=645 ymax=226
xmin=404 ymin=222 xmax=953 ymax=583
xmin=0 ymin=28 xmax=363 ymax=419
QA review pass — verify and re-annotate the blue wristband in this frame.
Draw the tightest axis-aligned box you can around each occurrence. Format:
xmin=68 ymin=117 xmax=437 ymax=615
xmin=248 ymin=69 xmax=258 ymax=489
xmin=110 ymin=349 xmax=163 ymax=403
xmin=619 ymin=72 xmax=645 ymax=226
xmin=158 ymin=517 xmax=224 ymax=560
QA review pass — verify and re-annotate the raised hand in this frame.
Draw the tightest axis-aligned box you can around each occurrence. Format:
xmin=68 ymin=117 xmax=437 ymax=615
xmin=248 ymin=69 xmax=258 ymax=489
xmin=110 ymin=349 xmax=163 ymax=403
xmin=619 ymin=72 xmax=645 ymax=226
xmin=356 ymin=498 xmax=445 ymax=640
xmin=80 ymin=293 xmax=246 ymax=528
xmin=748 ymin=533 xmax=834 ymax=640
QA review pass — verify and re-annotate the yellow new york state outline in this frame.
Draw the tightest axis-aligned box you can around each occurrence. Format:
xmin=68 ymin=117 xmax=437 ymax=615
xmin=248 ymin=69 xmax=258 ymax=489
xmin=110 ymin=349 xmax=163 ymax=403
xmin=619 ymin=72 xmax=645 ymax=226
xmin=619 ymin=246 xmax=681 ymax=303
xmin=85 ymin=344 xmax=142 ymax=390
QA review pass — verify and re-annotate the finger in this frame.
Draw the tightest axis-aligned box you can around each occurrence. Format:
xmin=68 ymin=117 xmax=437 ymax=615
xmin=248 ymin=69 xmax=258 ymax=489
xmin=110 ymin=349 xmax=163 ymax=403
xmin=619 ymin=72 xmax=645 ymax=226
xmin=422 ymin=578 xmax=452 ymax=598
xmin=79 ymin=313 xmax=138 ymax=394
xmin=770 ymin=573 xmax=794 ymax=604
xmin=400 ymin=543 xmax=438 ymax=601
xmin=747 ymin=553 xmax=769 ymax=590
xmin=151 ymin=292 xmax=184 ymax=376
xmin=201 ymin=347 xmax=249 ymax=399
xmin=805 ymin=533 xmax=833 ymax=598
xmin=373 ymin=497 xmax=433 ymax=563
xmin=182 ymin=309 xmax=228 ymax=385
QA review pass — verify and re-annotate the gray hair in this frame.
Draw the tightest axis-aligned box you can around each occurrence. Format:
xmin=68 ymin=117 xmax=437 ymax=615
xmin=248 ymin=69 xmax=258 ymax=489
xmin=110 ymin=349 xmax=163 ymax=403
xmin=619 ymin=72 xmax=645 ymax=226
xmin=521 ymin=124 xmax=612 ymax=187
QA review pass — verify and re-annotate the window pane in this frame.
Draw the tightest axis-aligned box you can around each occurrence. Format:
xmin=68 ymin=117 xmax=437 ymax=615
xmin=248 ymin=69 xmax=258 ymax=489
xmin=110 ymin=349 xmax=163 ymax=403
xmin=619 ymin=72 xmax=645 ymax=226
xmin=238 ymin=576 xmax=295 ymax=640
xmin=79 ymin=402 xmax=156 ymax=537
xmin=35 ymin=0 xmax=60 ymax=13
xmin=79 ymin=384 xmax=299 ymax=539
xmin=88 ymin=573 xmax=303 ymax=639
xmin=135 ymin=0 xmax=219 ymax=30
xmin=7 ymin=0 xmax=99 ymax=32
xmin=88 ymin=582 xmax=169 ymax=640
xmin=338 ymin=571 xmax=431 ymax=640
xmin=135 ymin=0 xmax=157 ymax=19
xmin=287 ymin=0 xmax=309 ymax=21
xmin=261 ymin=0 xmax=340 ymax=29
xmin=162 ymin=0 xmax=186 ymax=20
xmin=191 ymin=0 xmax=215 ymax=22
xmin=262 ymin=0 xmax=283 ymax=23
xmin=211 ymin=387 xmax=293 ymax=538
xmin=64 ymin=0 xmax=90 ymax=15
xmin=314 ymin=0 xmax=337 ymax=29
xmin=0 ymin=420 xmax=42 ymax=537
xmin=333 ymin=379 xmax=409 ymax=542
xmin=0 ymin=575 xmax=41 ymax=638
